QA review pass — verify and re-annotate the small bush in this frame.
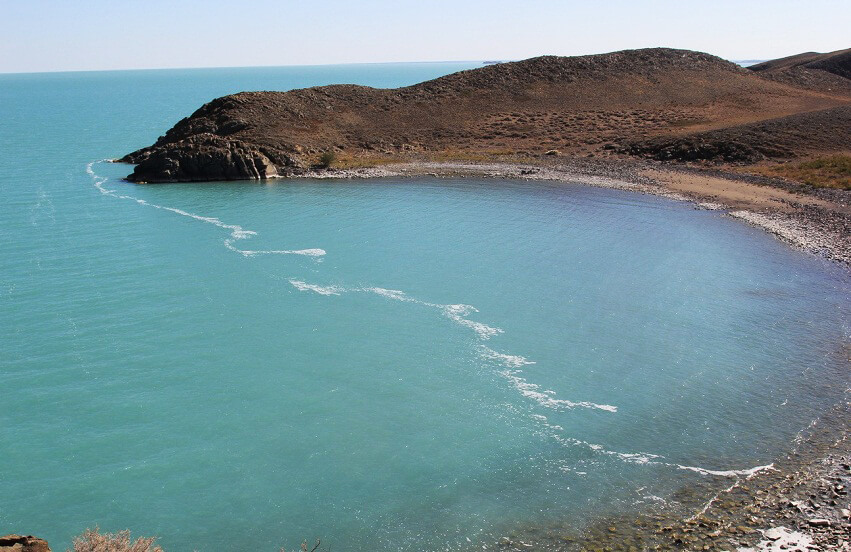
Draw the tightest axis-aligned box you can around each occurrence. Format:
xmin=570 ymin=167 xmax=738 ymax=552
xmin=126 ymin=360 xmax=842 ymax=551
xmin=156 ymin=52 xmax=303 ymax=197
xmin=318 ymin=151 xmax=336 ymax=168
xmin=68 ymin=528 xmax=163 ymax=552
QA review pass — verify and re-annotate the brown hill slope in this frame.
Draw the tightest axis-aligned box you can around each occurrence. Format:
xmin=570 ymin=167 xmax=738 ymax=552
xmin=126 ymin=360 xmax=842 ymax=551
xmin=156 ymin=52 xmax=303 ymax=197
xmin=750 ymin=48 xmax=851 ymax=78
xmin=749 ymin=48 xmax=851 ymax=92
xmin=121 ymin=48 xmax=851 ymax=182
xmin=619 ymin=105 xmax=851 ymax=163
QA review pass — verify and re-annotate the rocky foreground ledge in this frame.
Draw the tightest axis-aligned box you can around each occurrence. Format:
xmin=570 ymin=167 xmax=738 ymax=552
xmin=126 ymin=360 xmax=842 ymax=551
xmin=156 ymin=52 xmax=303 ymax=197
xmin=0 ymin=535 xmax=50 ymax=552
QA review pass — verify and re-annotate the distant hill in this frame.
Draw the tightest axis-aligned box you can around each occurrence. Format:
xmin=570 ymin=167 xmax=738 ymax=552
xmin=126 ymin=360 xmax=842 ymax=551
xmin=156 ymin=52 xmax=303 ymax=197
xmin=749 ymin=48 xmax=851 ymax=92
xmin=121 ymin=47 xmax=851 ymax=182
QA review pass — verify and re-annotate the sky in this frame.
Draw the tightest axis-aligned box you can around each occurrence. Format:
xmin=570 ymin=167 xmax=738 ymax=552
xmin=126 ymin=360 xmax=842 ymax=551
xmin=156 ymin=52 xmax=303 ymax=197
xmin=1 ymin=0 xmax=849 ymax=73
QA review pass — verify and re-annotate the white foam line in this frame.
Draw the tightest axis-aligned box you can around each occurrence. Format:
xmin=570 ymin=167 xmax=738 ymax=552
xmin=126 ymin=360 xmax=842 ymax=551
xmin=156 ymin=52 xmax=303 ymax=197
xmin=443 ymin=303 xmax=503 ymax=340
xmin=596 ymin=441 xmax=773 ymax=478
xmin=551 ymin=432 xmax=664 ymax=465
xmin=92 ymin=160 xmax=777 ymax=486
xmin=479 ymin=346 xmax=536 ymax=368
xmin=360 ymin=288 xmax=504 ymax=340
xmin=532 ymin=415 xmax=775 ymax=482
xmin=288 ymin=279 xmax=344 ymax=296
xmin=675 ymin=463 xmax=775 ymax=478
xmin=357 ymin=288 xmax=615 ymax=412
xmin=478 ymin=345 xmax=618 ymax=413
xmin=362 ymin=287 xmax=419 ymax=303
xmin=686 ymin=464 xmax=777 ymax=521
xmin=87 ymin=160 xmax=325 ymax=258
xmin=688 ymin=480 xmax=740 ymax=521
xmin=499 ymin=368 xmax=618 ymax=412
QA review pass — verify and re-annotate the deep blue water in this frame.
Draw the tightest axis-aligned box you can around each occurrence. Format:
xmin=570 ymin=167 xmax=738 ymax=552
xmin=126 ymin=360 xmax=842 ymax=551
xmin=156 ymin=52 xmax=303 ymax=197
xmin=1 ymin=63 xmax=849 ymax=551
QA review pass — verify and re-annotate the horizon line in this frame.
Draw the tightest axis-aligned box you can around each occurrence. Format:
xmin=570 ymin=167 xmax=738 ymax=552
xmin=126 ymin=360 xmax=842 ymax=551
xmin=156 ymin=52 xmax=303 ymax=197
xmin=0 ymin=52 xmax=773 ymax=77
xmin=0 ymin=59 xmax=496 ymax=76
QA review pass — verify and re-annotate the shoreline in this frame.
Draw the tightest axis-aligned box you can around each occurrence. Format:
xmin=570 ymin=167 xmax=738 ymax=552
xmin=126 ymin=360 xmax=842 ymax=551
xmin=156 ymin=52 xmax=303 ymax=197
xmin=289 ymin=159 xmax=851 ymax=550
xmin=111 ymin=156 xmax=850 ymax=550
xmin=491 ymin=400 xmax=850 ymax=551
xmin=290 ymin=159 xmax=851 ymax=267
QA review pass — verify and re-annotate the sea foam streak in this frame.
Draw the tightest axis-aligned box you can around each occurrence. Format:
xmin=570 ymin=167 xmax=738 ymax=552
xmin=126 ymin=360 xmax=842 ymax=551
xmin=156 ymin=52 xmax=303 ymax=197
xmin=289 ymin=279 xmax=344 ymax=296
xmin=88 ymin=160 xmax=325 ymax=258
xmin=479 ymin=346 xmax=536 ymax=368
xmin=288 ymin=280 xmax=617 ymax=413
xmin=498 ymin=368 xmax=618 ymax=412
xmin=675 ymin=463 xmax=776 ymax=478
xmin=532 ymin=415 xmax=776 ymax=483
xmin=91 ymin=160 xmax=767 ymax=485
xmin=479 ymin=345 xmax=618 ymax=412
xmin=286 ymin=277 xmax=768 ymax=480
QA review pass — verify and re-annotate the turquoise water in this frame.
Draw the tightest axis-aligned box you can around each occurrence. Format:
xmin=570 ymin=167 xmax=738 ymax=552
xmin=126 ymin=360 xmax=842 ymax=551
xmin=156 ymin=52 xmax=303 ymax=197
xmin=1 ymin=64 xmax=849 ymax=551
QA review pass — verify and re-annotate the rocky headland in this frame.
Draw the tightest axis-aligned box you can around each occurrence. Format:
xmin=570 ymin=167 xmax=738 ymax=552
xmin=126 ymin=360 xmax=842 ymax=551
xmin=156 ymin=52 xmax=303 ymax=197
xmin=118 ymin=47 xmax=851 ymax=266
xmin=120 ymin=47 xmax=850 ymax=183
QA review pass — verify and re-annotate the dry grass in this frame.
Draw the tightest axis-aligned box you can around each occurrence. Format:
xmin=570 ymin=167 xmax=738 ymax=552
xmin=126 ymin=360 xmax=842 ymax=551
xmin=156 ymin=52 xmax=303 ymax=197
xmin=328 ymin=153 xmax=407 ymax=169
xmin=668 ymin=117 xmax=711 ymax=128
xmin=68 ymin=528 xmax=162 ymax=552
xmin=427 ymin=149 xmax=527 ymax=163
xmin=327 ymin=149 xmax=525 ymax=169
xmin=748 ymin=154 xmax=851 ymax=189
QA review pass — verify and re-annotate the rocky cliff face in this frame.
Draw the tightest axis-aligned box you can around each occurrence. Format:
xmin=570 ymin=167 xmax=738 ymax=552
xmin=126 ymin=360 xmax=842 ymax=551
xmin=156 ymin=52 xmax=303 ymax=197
xmin=121 ymin=134 xmax=294 ymax=182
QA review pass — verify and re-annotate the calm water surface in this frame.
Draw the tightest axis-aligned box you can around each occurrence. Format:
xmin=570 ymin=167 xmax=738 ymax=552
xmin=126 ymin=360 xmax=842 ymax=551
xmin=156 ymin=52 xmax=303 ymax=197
xmin=1 ymin=63 xmax=849 ymax=551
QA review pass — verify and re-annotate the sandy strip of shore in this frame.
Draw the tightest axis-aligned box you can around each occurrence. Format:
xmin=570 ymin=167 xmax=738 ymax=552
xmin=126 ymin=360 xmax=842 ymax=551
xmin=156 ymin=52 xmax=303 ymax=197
xmin=641 ymin=169 xmax=842 ymax=213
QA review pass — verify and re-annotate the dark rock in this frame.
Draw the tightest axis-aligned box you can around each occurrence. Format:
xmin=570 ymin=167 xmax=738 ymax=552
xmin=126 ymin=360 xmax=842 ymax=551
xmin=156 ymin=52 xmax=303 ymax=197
xmin=0 ymin=535 xmax=51 ymax=552
xmin=121 ymin=134 xmax=299 ymax=183
xmin=807 ymin=518 xmax=832 ymax=526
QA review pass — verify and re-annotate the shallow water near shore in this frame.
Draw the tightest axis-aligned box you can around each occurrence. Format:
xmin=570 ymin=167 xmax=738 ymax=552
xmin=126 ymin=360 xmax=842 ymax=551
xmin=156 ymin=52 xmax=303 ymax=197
xmin=1 ymin=64 xmax=850 ymax=551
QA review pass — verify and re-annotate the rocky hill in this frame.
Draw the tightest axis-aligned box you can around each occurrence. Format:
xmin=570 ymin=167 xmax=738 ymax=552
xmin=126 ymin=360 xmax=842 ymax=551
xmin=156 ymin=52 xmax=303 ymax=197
xmin=121 ymin=48 xmax=851 ymax=182
xmin=749 ymin=48 xmax=851 ymax=92
xmin=618 ymin=105 xmax=851 ymax=163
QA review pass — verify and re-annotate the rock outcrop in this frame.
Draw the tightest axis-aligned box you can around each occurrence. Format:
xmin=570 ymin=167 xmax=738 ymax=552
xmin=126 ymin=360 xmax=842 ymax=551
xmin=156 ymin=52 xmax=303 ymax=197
xmin=121 ymin=134 xmax=296 ymax=183
xmin=0 ymin=535 xmax=50 ymax=552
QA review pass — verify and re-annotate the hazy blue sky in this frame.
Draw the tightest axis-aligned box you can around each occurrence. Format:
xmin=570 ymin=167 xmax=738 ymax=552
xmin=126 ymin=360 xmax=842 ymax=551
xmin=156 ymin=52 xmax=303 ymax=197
xmin=1 ymin=0 xmax=849 ymax=73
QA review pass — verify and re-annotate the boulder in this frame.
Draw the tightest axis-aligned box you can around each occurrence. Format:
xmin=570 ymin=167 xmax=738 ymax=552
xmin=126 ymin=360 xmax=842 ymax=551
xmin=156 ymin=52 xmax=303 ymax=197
xmin=0 ymin=535 xmax=51 ymax=552
xmin=120 ymin=134 xmax=298 ymax=183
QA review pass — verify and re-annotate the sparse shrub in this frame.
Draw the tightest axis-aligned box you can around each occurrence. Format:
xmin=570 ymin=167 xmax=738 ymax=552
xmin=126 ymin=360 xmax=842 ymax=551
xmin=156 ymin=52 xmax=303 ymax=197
xmin=318 ymin=151 xmax=336 ymax=169
xmin=68 ymin=528 xmax=162 ymax=552
xmin=757 ymin=154 xmax=851 ymax=190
